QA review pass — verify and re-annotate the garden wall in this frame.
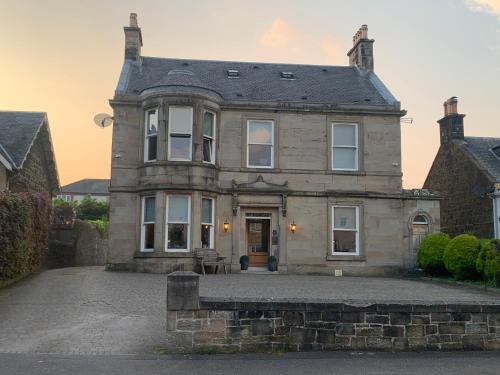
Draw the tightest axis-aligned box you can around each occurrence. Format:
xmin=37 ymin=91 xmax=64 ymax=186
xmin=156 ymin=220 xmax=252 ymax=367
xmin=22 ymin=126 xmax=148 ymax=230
xmin=48 ymin=220 xmax=108 ymax=268
xmin=166 ymin=272 xmax=500 ymax=353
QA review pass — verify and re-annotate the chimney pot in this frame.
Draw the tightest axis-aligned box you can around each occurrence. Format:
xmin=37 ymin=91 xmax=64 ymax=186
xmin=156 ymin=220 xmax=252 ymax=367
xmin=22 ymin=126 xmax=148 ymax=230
xmin=130 ymin=13 xmax=138 ymax=28
xmin=438 ymin=96 xmax=465 ymax=144
xmin=347 ymin=24 xmax=374 ymax=71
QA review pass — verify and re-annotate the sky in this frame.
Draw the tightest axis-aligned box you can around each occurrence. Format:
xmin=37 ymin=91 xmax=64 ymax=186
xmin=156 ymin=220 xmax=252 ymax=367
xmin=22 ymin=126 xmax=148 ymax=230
xmin=1 ymin=0 xmax=500 ymax=187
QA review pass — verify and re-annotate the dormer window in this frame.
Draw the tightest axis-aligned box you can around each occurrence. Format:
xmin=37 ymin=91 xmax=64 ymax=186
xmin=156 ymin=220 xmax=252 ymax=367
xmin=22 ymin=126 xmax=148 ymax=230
xmin=280 ymin=71 xmax=295 ymax=79
xmin=144 ymin=108 xmax=158 ymax=162
xmin=227 ymin=69 xmax=239 ymax=78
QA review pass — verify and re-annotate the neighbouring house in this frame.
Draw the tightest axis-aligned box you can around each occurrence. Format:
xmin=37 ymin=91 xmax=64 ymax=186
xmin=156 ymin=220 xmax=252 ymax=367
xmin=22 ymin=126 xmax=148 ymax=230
xmin=106 ymin=14 xmax=440 ymax=275
xmin=424 ymin=97 xmax=500 ymax=239
xmin=58 ymin=178 xmax=110 ymax=203
xmin=0 ymin=111 xmax=59 ymax=195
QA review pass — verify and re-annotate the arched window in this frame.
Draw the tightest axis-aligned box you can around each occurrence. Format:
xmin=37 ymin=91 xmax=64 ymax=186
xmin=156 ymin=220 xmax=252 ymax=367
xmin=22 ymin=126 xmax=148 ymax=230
xmin=412 ymin=215 xmax=428 ymax=225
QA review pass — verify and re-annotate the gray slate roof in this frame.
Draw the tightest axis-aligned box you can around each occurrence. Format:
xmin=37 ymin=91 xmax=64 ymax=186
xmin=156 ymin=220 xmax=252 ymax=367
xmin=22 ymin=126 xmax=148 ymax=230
xmin=61 ymin=179 xmax=110 ymax=195
xmin=117 ymin=57 xmax=398 ymax=106
xmin=462 ymin=136 xmax=500 ymax=182
xmin=0 ymin=111 xmax=46 ymax=169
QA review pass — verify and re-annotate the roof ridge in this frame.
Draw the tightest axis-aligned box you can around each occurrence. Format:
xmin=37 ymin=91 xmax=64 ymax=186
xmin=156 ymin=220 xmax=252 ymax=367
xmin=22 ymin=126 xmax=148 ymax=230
xmin=141 ymin=56 xmax=356 ymax=70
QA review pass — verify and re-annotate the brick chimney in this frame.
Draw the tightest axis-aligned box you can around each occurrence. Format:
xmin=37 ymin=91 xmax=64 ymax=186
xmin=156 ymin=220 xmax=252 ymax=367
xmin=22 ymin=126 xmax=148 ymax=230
xmin=347 ymin=25 xmax=374 ymax=71
xmin=438 ymin=96 xmax=465 ymax=145
xmin=124 ymin=13 xmax=142 ymax=61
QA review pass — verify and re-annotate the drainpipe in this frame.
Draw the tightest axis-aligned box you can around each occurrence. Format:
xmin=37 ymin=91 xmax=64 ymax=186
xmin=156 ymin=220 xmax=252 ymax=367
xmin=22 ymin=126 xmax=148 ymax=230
xmin=489 ymin=183 xmax=500 ymax=239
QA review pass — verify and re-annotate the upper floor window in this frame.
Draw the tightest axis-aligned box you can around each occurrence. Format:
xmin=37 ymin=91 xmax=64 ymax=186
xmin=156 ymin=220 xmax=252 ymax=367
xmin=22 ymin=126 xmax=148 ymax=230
xmin=144 ymin=109 xmax=158 ymax=162
xmin=332 ymin=123 xmax=358 ymax=171
xmin=247 ymin=120 xmax=274 ymax=168
xmin=141 ymin=196 xmax=156 ymax=252
xmin=332 ymin=206 xmax=359 ymax=255
xmin=203 ymin=112 xmax=216 ymax=164
xmin=168 ymin=106 xmax=193 ymax=161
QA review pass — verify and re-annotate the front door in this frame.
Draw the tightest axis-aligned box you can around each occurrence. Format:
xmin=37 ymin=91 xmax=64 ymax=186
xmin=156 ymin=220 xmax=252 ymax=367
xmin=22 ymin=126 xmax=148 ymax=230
xmin=246 ymin=218 xmax=270 ymax=267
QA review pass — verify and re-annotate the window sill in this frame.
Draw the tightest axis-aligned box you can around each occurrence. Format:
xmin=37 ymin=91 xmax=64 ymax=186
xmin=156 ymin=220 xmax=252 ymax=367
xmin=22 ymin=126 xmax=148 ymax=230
xmin=327 ymin=170 xmax=366 ymax=176
xmin=134 ymin=252 xmax=195 ymax=258
xmin=326 ymin=255 xmax=366 ymax=262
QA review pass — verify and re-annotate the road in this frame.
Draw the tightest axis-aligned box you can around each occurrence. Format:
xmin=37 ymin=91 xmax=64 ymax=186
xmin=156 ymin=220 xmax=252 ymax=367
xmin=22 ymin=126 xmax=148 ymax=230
xmin=2 ymin=351 xmax=500 ymax=375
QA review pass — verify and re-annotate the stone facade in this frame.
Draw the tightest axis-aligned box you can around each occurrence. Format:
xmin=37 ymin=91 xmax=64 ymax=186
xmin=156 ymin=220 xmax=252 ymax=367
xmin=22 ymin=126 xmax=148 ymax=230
xmin=165 ymin=272 xmax=500 ymax=353
xmin=9 ymin=127 xmax=55 ymax=194
xmin=107 ymin=15 xmax=440 ymax=275
xmin=0 ymin=164 xmax=7 ymax=190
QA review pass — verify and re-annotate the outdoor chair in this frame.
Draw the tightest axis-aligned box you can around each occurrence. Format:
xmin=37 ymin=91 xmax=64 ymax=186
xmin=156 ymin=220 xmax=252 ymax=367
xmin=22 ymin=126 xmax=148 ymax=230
xmin=194 ymin=248 xmax=228 ymax=275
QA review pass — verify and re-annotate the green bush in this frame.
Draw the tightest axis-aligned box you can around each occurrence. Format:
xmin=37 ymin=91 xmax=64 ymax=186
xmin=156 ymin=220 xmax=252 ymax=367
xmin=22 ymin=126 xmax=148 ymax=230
xmin=477 ymin=239 xmax=500 ymax=286
xmin=443 ymin=234 xmax=481 ymax=280
xmin=87 ymin=219 xmax=109 ymax=236
xmin=75 ymin=195 xmax=109 ymax=221
xmin=0 ymin=192 xmax=51 ymax=281
xmin=416 ymin=233 xmax=450 ymax=275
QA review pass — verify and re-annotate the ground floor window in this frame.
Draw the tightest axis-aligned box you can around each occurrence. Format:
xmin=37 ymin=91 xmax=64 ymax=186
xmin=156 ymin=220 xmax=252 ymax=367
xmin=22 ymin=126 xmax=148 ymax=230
xmin=332 ymin=206 xmax=359 ymax=255
xmin=141 ymin=196 xmax=155 ymax=252
xmin=201 ymin=197 xmax=214 ymax=248
xmin=166 ymin=195 xmax=191 ymax=251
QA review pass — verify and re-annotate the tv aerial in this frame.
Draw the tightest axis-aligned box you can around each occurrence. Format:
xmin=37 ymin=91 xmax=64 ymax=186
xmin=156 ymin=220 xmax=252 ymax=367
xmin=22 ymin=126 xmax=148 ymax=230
xmin=93 ymin=113 xmax=114 ymax=129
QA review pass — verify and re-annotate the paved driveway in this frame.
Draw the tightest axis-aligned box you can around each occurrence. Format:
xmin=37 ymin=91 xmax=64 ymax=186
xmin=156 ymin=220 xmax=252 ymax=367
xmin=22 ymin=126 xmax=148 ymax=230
xmin=1 ymin=267 xmax=500 ymax=355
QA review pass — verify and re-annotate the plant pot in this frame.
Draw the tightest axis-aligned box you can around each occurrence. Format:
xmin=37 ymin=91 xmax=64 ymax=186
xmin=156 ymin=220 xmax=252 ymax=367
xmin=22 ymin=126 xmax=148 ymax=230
xmin=240 ymin=263 xmax=248 ymax=271
xmin=268 ymin=262 xmax=277 ymax=272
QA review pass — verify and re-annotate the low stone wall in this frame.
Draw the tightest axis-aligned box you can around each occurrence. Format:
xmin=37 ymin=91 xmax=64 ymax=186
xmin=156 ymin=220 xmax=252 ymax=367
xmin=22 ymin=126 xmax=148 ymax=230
xmin=166 ymin=272 xmax=500 ymax=353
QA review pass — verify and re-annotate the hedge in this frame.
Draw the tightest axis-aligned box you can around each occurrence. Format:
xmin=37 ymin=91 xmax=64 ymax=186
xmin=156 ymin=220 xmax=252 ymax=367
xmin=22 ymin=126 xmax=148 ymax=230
xmin=476 ymin=239 xmax=500 ymax=286
xmin=416 ymin=232 xmax=450 ymax=275
xmin=443 ymin=234 xmax=480 ymax=280
xmin=0 ymin=192 xmax=51 ymax=281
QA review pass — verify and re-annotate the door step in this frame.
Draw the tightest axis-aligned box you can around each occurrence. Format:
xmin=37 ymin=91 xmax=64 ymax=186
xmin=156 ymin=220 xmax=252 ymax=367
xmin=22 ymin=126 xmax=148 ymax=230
xmin=241 ymin=267 xmax=279 ymax=274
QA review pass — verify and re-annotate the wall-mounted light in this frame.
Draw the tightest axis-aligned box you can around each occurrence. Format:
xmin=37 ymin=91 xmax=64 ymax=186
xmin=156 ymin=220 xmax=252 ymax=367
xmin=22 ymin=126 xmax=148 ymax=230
xmin=290 ymin=221 xmax=297 ymax=233
xmin=223 ymin=220 xmax=229 ymax=232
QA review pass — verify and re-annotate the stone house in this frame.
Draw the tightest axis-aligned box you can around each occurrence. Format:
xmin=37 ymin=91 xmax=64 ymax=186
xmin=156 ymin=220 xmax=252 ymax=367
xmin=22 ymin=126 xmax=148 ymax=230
xmin=58 ymin=178 xmax=110 ymax=203
xmin=424 ymin=97 xmax=500 ymax=239
xmin=107 ymin=14 xmax=440 ymax=275
xmin=0 ymin=111 xmax=59 ymax=195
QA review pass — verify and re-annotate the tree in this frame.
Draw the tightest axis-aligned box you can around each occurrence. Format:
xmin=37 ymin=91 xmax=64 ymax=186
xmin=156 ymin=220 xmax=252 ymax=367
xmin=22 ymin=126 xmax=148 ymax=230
xmin=75 ymin=195 xmax=109 ymax=221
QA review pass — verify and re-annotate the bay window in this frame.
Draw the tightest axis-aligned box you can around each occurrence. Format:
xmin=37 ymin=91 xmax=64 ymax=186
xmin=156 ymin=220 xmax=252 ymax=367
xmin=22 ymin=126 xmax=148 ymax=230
xmin=332 ymin=123 xmax=358 ymax=170
xmin=332 ymin=206 xmax=359 ymax=255
xmin=166 ymin=195 xmax=191 ymax=251
xmin=141 ymin=196 xmax=156 ymax=252
xmin=201 ymin=197 xmax=214 ymax=248
xmin=203 ymin=111 xmax=216 ymax=163
xmin=247 ymin=120 xmax=274 ymax=168
xmin=144 ymin=108 xmax=158 ymax=162
xmin=168 ymin=106 xmax=193 ymax=161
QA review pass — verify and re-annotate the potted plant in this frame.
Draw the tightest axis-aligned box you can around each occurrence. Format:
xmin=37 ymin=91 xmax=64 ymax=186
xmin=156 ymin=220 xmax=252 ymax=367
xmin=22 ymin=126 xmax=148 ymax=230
xmin=240 ymin=255 xmax=249 ymax=270
xmin=267 ymin=256 xmax=278 ymax=272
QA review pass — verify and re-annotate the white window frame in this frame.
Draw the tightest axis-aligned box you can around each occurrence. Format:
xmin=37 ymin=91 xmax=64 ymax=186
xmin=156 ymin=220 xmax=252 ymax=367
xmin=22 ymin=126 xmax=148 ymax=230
xmin=202 ymin=111 xmax=216 ymax=164
xmin=332 ymin=205 xmax=360 ymax=256
xmin=168 ymin=106 xmax=193 ymax=161
xmin=201 ymin=197 xmax=215 ymax=248
xmin=56 ymin=194 xmax=72 ymax=202
xmin=331 ymin=123 xmax=358 ymax=171
xmin=165 ymin=195 xmax=191 ymax=252
xmin=141 ymin=196 xmax=156 ymax=252
xmin=247 ymin=120 xmax=274 ymax=169
xmin=144 ymin=108 xmax=158 ymax=162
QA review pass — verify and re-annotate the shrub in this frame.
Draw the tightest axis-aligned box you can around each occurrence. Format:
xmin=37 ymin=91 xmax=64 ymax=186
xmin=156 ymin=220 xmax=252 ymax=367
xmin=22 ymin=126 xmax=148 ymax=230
xmin=75 ymin=195 xmax=109 ymax=221
xmin=87 ymin=219 xmax=109 ymax=236
xmin=443 ymin=234 xmax=481 ymax=280
xmin=477 ymin=239 xmax=500 ymax=286
xmin=0 ymin=192 xmax=51 ymax=281
xmin=416 ymin=233 xmax=450 ymax=275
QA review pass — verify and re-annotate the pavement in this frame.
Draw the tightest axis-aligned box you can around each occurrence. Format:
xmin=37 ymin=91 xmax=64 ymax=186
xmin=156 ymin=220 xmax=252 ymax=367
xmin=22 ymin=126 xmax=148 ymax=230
xmin=1 ymin=267 xmax=500 ymax=356
xmin=2 ymin=352 xmax=500 ymax=375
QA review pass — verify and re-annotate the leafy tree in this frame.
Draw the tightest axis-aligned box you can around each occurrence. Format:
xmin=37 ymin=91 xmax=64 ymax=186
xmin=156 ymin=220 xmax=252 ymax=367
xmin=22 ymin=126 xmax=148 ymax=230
xmin=75 ymin=195 xmax=109 ymax=221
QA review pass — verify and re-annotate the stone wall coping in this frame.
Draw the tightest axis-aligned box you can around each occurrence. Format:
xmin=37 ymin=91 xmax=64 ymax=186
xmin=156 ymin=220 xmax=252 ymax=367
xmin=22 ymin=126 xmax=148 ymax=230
xmin=198 ymin=296 xmax=500 ymax=313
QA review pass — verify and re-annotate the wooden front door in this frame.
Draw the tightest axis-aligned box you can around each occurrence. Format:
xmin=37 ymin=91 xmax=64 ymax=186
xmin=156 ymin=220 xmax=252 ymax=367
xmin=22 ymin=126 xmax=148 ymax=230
xmin=246 ymin=218 xmax=270 ymax=267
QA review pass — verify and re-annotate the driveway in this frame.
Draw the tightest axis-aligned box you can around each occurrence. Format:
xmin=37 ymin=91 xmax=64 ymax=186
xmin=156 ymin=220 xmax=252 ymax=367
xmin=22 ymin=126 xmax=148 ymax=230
xmin=1 ymin=267 xmax=500 ymax=355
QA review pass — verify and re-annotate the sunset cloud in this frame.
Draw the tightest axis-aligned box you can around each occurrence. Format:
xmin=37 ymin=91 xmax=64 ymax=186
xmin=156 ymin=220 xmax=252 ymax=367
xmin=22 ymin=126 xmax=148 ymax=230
xmin=317 ymin=35 xmax=343 ymax=63
xmin=466 ymin=0 xmax=500 ymax=18
xmin=259 ymin=18 xmax=296 ymax=48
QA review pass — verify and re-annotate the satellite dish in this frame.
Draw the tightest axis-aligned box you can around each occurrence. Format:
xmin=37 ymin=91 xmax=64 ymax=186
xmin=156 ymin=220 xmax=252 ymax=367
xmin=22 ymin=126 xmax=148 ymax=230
xmin=94 ymin=113 xmax=113 ymax=128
